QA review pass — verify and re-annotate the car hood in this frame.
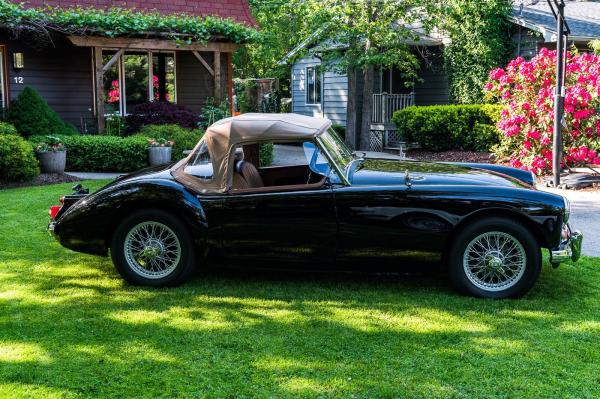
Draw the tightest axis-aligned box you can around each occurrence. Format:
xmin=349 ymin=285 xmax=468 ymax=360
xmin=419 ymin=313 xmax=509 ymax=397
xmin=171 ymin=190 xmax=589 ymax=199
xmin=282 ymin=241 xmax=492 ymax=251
xmin=350 ymin=158 xmax=531 ymax=188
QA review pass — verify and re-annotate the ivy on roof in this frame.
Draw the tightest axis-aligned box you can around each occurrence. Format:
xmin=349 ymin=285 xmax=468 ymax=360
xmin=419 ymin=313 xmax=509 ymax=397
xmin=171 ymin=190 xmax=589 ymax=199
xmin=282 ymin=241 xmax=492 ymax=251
xmin=0 ymin=0 xmax=258 ymax=44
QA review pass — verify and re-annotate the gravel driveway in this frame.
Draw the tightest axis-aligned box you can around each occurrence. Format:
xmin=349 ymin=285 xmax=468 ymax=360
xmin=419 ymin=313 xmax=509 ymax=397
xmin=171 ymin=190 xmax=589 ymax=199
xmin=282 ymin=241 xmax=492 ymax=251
xmin=539 ymin=186 xmax=600 ymax=257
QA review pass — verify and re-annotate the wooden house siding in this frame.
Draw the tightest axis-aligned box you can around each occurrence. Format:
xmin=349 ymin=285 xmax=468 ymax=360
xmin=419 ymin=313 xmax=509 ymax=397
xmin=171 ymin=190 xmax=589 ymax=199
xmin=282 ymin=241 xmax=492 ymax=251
xmin=414 ymin=51 xmax=449 ymax=106
xmin=2 ymin=36 xmax=95 ymax=131
xmin=291 ymin=56 xmax=348 ymax=126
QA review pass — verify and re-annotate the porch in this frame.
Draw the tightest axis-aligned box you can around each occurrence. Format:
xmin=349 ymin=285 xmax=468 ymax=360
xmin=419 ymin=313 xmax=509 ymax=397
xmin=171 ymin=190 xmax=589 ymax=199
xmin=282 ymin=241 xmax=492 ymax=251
xmin=369 ymin=92 xmax=415 ymax=153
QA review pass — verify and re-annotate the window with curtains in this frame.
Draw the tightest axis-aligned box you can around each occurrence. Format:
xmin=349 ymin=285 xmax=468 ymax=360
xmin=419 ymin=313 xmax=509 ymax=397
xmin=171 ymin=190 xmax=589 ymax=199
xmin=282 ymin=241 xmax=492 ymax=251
xmin=102 ymin=50 xmax=176 ymax=115
xmin=305 ymin=66 xmax=321 ymax=105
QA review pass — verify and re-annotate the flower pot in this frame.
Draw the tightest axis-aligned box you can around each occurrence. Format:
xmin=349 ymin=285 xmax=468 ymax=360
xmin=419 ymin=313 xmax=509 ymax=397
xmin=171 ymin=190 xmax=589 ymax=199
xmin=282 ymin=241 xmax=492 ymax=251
xmin=148 ymin=146 xmax=172 ymax=166
xmin=37 ymin=150 xmax=66 ymax=173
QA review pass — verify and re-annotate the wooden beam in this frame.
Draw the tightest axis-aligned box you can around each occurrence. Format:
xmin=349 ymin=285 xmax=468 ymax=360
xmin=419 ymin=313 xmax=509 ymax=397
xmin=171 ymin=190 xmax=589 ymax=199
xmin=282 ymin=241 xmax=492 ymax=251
xmin=94 ymin=47 xmax=105 ymax=134
xmin=227 ymin=52 xmax=233 ymax=114
xmin=192 ymin=51 xmax=214 ymax=76
xmin=214 ymin=51 xmax=221 ymax=101
xmin=68 ymin=35 xmax=239 ymax=53
xmin=101 ymin=48 xmax=124 ymax=74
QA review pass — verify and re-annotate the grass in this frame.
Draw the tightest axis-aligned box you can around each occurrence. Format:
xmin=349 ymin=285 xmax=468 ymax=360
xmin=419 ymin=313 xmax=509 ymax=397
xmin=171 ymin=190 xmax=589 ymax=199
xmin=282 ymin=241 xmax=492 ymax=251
xmin=1 ymin=181 xmax=600 ymax=398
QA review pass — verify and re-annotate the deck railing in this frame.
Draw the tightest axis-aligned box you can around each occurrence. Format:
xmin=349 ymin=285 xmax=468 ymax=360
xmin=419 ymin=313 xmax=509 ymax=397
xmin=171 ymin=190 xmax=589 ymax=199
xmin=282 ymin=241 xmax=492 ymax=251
xmin=372 ymin=92 xmax=415 ymax=124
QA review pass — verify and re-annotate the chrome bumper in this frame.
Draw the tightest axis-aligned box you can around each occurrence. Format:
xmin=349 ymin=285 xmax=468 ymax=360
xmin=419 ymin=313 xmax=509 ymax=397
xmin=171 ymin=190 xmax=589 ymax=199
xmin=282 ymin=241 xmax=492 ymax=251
xmin=550 ymin=225 xmax=583 ymax=265
xmin=48 ymin=221 xmax=58 ymax=240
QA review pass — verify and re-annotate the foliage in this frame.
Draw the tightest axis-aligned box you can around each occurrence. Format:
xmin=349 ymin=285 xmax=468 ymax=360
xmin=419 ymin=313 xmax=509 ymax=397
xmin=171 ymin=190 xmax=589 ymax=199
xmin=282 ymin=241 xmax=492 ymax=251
xmin=34 ymin=135 xmax=66 ymax=152
xmin=260 ymin=90 xmax=282 ymax=113
xmin=234 ymin=79 xmax=257 ymax=113
xmin=432 ymin=0 xmax=513 ymax=104
xmin=199 ymin=99 xmax=231 ymax=128
xmin=8 ymin=87 xmax=78 ymax=137
xmin=486 ymin=48 xmax=600 ymax=174
xmin=2 ymin=181 xmax=600 ymax=398
xmin=0 ymin=1 xmax=258 ymax=45
xmin=392 ymin=104 xmax=502 ymax=151
xmin=125 ymin=101 xmax=200 ymax=133
xmin=105 ymin=114 xmax=127 ymax=136
xmin=137 ymin=124 xmax=204 ymax=161
xmin=0 ymin=121 xmax=18 ymax=135
xmin=259 ymin=142 xmax=274 ymax=167
xmin=589 ymin=39 xmax=600 ymax=54
xmin=29 ymin=134 xmax=148 ymax=172
xmin=147 ymin=138 xmax=173 ymax=148
xmin=0 ymin=134 xmax=39 ymax=181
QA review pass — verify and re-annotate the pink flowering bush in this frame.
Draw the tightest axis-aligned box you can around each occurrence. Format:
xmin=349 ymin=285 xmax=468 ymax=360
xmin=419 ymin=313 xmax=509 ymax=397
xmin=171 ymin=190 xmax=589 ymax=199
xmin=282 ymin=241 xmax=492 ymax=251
xmin=485 ymin=48 xmax=600 ymax=174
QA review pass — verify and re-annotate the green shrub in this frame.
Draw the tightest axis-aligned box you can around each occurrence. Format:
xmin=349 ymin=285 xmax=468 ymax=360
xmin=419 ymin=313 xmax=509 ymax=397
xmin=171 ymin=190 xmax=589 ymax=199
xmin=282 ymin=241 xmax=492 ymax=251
xmin=0 ymin=121 xmax=18 ymax=135
xmin=259 ymin=143 xmax=274 ymax=167
xmin=137 ymin=124 xmax=204 ymax=160
xmin=0 ymin=135 xmax=39 ymax=181
xmin=392 ymin=104 xmax=502 ymax=151
xmin=9 ymin=87 xmax=79 ymax=137
xmin=29 ymin=134 xmax=148 ymax=172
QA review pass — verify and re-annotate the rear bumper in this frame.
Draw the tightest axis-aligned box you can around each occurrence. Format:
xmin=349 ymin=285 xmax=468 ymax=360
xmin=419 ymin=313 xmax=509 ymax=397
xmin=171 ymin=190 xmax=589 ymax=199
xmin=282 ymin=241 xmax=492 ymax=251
xmin=550 ymin=224 xmax=583 ymax=264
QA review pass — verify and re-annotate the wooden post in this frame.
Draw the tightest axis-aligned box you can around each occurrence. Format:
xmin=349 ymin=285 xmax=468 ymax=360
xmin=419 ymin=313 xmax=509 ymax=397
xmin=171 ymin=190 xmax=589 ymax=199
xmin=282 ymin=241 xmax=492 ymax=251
xmin=94 ymin=47 xmax=105 ymax=134
xmin=227 ymin=52 xmax=233 ymax=114
xmin=213 ymin=51 xmax=221 ymax=101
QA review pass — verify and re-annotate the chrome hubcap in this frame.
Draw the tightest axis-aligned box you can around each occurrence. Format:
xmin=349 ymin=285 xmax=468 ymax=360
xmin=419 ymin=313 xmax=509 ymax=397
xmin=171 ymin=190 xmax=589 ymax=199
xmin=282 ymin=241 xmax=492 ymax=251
xmin=124 ymin=221 xmax=181 ymax=279
xmin=463 ymin=231 xmax=526 ymax=292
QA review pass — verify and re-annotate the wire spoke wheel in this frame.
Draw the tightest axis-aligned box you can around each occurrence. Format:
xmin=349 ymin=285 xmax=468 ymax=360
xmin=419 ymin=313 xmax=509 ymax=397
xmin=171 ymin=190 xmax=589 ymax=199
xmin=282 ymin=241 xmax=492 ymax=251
xmin=463 ymin=231 xmax=527 ymax=292
xmin=123 ymin=221 xmax=181 ymax=279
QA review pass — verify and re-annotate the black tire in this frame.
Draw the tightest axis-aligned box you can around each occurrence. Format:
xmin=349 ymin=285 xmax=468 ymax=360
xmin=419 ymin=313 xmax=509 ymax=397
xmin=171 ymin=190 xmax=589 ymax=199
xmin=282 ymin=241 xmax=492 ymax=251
xmin=448 ymin=217 xmax=541 ymax=299
xmin=110 ymin=209 xmax=196 ymax=287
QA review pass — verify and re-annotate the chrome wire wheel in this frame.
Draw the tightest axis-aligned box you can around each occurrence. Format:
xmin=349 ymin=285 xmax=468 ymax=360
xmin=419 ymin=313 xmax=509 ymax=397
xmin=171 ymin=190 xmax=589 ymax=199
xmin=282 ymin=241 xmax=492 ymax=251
xmin=462 ymin=231 xmax=527 ymax=292
xmin=123 ymin=221 xmax=182 ymax=279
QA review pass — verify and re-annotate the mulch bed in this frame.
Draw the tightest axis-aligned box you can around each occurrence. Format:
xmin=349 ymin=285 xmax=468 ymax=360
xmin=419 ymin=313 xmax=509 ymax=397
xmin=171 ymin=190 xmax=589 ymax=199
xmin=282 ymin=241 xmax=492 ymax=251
xmin=406 ymin=149 xmax=494 ymax=164
xmin=0 ymin=173 xmax=81 ymax=190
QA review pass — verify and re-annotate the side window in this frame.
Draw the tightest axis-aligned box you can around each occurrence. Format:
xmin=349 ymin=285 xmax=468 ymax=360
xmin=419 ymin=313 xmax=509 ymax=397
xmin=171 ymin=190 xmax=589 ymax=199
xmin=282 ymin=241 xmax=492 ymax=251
xmin=184 ymin=141 xmax=213 ymax=180
xmin=306 ymin=66 xmax=321 ymax=105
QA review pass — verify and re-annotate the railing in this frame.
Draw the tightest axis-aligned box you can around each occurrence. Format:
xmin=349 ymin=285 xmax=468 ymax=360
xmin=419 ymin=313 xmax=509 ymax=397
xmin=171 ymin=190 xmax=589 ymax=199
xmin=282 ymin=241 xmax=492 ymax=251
xmin=372 ymin=92 xmax=415 ymax=124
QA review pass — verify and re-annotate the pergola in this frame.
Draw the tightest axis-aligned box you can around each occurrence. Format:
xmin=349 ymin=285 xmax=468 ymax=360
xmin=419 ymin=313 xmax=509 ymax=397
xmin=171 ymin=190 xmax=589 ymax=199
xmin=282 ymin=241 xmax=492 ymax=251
xmin=67 ymin=36 xmax=238 ymax=133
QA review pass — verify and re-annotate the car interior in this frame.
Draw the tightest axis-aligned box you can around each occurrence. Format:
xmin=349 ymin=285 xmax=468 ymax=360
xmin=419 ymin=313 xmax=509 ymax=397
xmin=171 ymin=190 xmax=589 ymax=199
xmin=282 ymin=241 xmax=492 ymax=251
xmin=231 ymin=141 xmax=331 ymax=191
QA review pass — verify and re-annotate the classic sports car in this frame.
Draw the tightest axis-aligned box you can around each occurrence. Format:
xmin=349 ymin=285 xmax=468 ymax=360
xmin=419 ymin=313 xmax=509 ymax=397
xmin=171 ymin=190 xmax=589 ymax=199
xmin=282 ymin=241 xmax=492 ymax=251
xmin=48 ymin=113 xmax=582 ymax=298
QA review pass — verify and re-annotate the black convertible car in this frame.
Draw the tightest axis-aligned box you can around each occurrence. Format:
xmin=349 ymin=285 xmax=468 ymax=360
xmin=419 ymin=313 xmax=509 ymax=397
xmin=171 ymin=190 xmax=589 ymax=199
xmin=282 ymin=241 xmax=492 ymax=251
xmin=48 ymin=113 xmax=582 ymax=298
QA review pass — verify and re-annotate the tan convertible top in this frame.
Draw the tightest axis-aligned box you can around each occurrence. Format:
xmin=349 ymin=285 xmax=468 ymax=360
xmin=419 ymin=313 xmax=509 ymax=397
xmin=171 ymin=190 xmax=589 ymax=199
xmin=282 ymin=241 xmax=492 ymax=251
xmin=174 ymin=113 xmax=332 ymax=193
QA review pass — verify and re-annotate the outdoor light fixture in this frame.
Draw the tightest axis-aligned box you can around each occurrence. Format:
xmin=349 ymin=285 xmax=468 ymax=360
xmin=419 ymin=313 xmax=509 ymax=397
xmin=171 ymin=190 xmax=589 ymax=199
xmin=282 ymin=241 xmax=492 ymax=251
xmin=13 ymin=52 xmax=24 ymax=70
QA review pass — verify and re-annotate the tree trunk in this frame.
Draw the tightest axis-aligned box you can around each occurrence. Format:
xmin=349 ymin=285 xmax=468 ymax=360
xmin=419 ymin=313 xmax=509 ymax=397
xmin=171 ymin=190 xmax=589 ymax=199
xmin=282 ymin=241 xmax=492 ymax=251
xmin=345 ymin=67 xmax=357 ymax=150
xmin=359 ymin=65 xmax=374 ymax=151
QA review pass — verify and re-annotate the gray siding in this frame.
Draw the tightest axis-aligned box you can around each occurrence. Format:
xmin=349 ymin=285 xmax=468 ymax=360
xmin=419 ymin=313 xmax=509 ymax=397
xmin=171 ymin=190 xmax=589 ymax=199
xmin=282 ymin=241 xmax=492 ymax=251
xmin=414 ymin=51 xmax=450 ymax=106
xmin=3 ymin=35 xmax=95 ymax=131
xmin=291 ymin=56 xmax=348 ymax=126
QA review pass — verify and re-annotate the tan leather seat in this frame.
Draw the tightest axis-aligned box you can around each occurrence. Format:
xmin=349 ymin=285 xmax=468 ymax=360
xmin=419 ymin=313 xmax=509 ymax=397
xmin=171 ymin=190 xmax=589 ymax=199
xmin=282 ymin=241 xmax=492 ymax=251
xmin=233 ymin=160 xmax=264 ymax=189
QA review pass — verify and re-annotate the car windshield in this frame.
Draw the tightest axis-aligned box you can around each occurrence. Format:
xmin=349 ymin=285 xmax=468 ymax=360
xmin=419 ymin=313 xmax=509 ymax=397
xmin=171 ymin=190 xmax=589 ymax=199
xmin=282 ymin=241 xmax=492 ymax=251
xmin=317 ymin=128 xmax=353 ymax=173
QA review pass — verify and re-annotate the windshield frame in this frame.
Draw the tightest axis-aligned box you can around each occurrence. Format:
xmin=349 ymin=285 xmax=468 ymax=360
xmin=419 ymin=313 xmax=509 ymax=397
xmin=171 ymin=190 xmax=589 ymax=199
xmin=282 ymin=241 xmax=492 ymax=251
xmin=315 ymin=128 xmax=352 ymax=186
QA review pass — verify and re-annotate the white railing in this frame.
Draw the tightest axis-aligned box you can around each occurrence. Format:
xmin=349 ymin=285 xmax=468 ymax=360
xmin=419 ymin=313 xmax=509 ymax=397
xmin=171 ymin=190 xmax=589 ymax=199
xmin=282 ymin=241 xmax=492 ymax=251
xmin=372 ymin=92 xmax=415 ymax=124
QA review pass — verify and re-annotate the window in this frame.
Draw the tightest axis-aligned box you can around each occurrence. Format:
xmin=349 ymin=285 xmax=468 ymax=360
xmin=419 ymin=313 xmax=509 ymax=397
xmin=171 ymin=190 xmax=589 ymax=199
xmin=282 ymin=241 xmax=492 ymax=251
xmin=306 ymin=66 xmax=321 ymax=105
xmin=184 ymin=141 xmax=213 ymax=180
xmin=101 ymin=50 xmax=177 ymax=115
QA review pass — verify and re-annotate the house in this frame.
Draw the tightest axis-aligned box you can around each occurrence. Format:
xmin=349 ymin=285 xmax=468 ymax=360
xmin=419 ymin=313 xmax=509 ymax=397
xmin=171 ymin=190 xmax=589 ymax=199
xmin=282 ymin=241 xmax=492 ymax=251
xmin=0 ymin=0 xmax=256 ymax=133
xmin=511 ymin=0 xmax=600 ymax=59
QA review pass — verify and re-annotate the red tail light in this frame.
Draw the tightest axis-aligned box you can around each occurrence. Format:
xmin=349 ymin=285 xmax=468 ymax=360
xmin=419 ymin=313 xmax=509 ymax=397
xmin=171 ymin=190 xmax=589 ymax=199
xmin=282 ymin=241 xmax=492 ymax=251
xmin=49 ymin=205 xmax=62 ymax=220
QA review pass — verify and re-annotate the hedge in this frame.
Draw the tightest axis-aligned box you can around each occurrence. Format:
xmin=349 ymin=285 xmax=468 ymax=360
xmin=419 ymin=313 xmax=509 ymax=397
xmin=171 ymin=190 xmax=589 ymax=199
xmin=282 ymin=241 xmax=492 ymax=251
xmin=0 ymin=135 xmax=39 ymax=182
xmin=392 ymin=104 xmax=503 ymax=151
xmin=29 ymin=135 xmax=148 ymax=172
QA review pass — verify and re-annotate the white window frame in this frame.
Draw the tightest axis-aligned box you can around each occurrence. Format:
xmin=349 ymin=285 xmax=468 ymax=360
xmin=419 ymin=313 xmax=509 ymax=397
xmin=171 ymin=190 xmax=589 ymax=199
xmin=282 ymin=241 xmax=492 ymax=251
xmin=305 ymin=65 xmax=321 ymax=105
xmin=101 ymin=49 xmax=178 ymax=116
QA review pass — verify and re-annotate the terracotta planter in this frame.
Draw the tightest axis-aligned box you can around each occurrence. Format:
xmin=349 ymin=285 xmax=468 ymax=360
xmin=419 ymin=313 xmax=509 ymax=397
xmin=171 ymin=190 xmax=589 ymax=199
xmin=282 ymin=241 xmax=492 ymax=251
xmin=37 ymin=150 xmax=66 ymax=173
xmin=148 ymin=146 xmax=172 ymax=166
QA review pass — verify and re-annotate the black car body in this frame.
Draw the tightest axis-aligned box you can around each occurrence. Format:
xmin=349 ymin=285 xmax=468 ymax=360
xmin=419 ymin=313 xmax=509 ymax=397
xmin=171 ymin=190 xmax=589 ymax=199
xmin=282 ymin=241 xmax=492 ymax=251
xmin=49 ymin=114 xmax=582 ymax=298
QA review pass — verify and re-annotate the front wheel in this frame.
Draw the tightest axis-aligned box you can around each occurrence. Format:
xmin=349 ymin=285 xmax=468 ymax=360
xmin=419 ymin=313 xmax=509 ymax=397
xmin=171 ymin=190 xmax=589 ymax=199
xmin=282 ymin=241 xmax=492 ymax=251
xmin=448 ymin=217 xmax=541 ymax=299
xmin=110 ymin=209 xmax=196 ymax=286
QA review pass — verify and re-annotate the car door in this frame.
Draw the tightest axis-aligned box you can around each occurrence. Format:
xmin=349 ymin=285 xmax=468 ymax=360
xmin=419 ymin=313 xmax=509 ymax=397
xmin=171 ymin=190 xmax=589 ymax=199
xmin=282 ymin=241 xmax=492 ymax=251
xmin=200 ymin=185 xmax=337 ymax=267
xmin=332 ymin=184 xmax=449 ymax=269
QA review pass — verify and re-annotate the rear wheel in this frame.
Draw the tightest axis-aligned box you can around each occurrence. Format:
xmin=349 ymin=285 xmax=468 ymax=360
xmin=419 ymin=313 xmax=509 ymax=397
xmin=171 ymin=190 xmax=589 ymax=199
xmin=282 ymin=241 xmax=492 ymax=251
xmin=110 ymin=209 xmax=196 ymax=286
xmin=448 ymin=217 xmax=541 ymax=299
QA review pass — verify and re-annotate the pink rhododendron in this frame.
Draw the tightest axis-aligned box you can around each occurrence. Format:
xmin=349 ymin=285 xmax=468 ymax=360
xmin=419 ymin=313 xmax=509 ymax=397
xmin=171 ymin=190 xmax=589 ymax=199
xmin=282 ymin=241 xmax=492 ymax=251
xmin=486 ymin=48 xmax=600 ymax=174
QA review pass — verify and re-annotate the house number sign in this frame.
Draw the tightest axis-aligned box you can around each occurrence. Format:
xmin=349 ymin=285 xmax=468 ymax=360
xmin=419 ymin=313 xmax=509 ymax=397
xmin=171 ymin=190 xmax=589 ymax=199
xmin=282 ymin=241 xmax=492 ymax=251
xmin=13 ymin=77 xmax=24 ymax=84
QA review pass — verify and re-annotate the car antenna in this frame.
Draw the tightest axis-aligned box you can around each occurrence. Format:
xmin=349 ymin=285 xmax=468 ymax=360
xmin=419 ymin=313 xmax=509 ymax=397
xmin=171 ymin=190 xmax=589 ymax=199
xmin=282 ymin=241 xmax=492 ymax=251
xmin=405 ymin=170 xmax=412 ymax=188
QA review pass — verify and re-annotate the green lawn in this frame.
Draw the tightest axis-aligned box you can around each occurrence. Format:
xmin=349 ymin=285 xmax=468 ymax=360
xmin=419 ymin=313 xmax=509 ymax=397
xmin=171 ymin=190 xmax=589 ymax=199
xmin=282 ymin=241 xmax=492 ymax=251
xmin=1 ymin=182 xmax=599 ymax=398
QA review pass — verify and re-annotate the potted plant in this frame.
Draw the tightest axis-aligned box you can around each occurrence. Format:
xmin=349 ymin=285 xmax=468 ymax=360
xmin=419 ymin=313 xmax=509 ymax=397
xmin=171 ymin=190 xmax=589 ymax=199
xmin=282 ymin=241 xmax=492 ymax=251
xmin=35 ymin=135 xmax=66 ymax=173
xmin=148 ymin=138 xmax=174 ymax=166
